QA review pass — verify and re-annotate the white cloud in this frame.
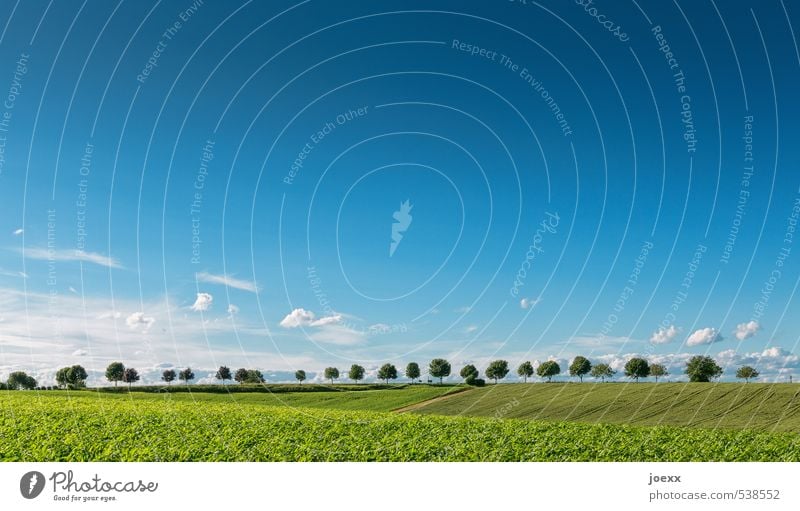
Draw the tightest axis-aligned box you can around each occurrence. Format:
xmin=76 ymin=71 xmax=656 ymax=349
xmin=686 ymin=327 xmax=723 ymax=346
xmin=0 ymin=268 xmax=27 ymax=278
xmin=734 ymin=320 xmax=760 ymax=340
xmin=279 ymin=308 xmax=342 ymax=328
xmin=278 ymin=308 xmax=363 ymax=345
xmin=13 ymin=228 xmax=23 ymax=235
xmin=126 ymin=312 xmax=155 ymax=331
xmin=465 ymin=325 xmax=478 ymax=333
xmin=650 ymin=325 xmax=681 ymax=344
xmin=196 ymin=272 xmax=259 ymax=293
xmin=520 ymin=297 xmax=540 ymax=309
xmin=190 ymin=293 xmax=213 ymax=312
xmin=227 ymin=304 xmax=239 ymax=317
xmin=279 ymin=308 xmax=316 ymax=328
xmin=22 ymin=248 xmax=122 ymax=268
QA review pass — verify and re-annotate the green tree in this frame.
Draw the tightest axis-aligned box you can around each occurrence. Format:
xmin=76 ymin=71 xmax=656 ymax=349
xmin=215 ymin=366 xmax=232 ymax=384
xmin=324 ymin=367 xmax=339 ymax=384
xmin=348 ymin=364 xmax=365 ymax=383
xmin=650 ymin=363 xmax=668 ymax=382
xmin=122 ymin=367 xmax=139 ymax=388
xmin=234 ymin=368 xmax=249 ymax=383
xmin=179 ymin=367 xmax=195 ymax=383
xmin=7 ymin=371 xmax=37 ymax=390
xmin=590 ymin=363 xmax=615 ymax=382
xmin=537 ymin=361 xmax=560 ymax=382
xmin=105 ymin=361 xmax=125 ymax=387
xmin=161 ymin=369 xmax=176 ymax=385
xmin=66 ymin=365 xmax=88 ymax=388
xmin=55 ymin=367 xmax=70 ymax=388
xmin=429 ymin=358 xmax=451 ymax=384
xmin=460 ymin=364 xmax=479 ymax=381
xmin=377 ymin=363 xmax=397 ymax=384
xmin=624 ymin=358 xmax=650 ymax=382
xmin=405 ymin=362 xmax=420 ymax=383
xmin=517 ymin=361 xmax=534 ymax=383
xmin=485 ymin=360 xmax=510 ymax=383
xmin=736 ymin=366 xmax=759 ymax=383
xmin=245 ymin=369 xmax=264 ymax=383
xmin=295 ymin=370 xmax=306 ymax=384
xmin=569 ymin=356 xmax=592 ymax=382
xmin=685 ymin=356 xmax=723 ymax=382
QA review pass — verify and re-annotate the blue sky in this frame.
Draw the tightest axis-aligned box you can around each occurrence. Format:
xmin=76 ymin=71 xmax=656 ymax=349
xmin=1 ymin=0 xmax=800 ymax=384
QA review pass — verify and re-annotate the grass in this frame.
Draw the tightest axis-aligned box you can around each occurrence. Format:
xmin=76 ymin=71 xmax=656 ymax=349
xmin=411 ymin=382 xmax=800 ymax=432
xmin=30 ymin=385 xmax=465 ymax=412
xmin=3 ymin=391 xmax=799 ymax=461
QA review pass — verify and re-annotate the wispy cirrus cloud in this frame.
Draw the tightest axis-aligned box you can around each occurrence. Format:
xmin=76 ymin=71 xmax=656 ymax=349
xmin=21 ymin=247 xmax=122 ymax=269
xmin=195 ymin=272 xmax=259 ymax=293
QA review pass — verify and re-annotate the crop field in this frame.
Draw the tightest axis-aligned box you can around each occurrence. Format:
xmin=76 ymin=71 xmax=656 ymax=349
xmin=58 ymin=385 xmax=465 ymax=412
xmin=2 ymin=391 xmax=800 ymax=461
xmin=411 ymin=383 xmax=800 ymax=432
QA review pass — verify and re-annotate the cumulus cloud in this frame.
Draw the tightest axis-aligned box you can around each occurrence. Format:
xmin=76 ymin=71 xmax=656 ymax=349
xmin=190 ymin=293 xmax=213 ymax=312
xmin=195 ymin=272 xmax=260 ymax=293
xmin=687 ymin=327 xmax=723 ymax=346
xmin=22 ymin=247 xmax=122 ymax=268
xmin=734 ymin=320 xmax=760 ymax=340
xmin=650 ymin=325 xmax=681 ymax=344
xmin=279 ymin=308 xmax=342 ymax=328
xmin=520 ymin=297 xmax=540 ymax=309
xmin=126 ymin=312 xmax=155 ymax=331
xmin=278 ymin=308 xmax=364 ymax=345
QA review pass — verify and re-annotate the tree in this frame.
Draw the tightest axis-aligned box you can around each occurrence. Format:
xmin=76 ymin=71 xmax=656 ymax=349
xmin=485 ymin=360 xmax=509 ymax=384
xmin=590 ymin=363 xmax=615 ymax=382
xmin=348 ymin=364 xmax=365 ymax=383
xmin=67 ymin=365 xmax=88 ymax=388
xmin=624 ymin=358 xmax=650 ymax=382
xmin=7 ymin=371 xmax=36 ymax=390
xmin=537 ymin=361 xmax=560 ymax=382
xmin=234 ymin=368 xmax=249 ymax=384
xmin=517 ymin=361 xmax=534 ymax=383
xmin=324 ymin=367 xmax=339 ymax=384
xmin=736 ymin=366 xmax=759 ymax=383
xmin=105 ymin=361 xmax=125 ymax=387
xmin=429 ymin=358 xmax=451 ymax=384
xmin=161 ymin=369 xmax=176 ymax=385
xmin=295 ymin=370 xmax=306 ymax=384
xmin=405 ymin=362 xmax=420 ymax=383
xmin=215 ymin=366 xmax=232 ymax=384
xmin=245 ymin=369 xmax=264 ymax=383
xmin=650 ymin=364 xmax=668 ymax=382
xmin=122 ymin=367 xmax=139 ymax=388
xmin=55 ymin=367 xmax=70 ymax=388
xmin=179 ymin=367 xmax=195 ymax=383
xmin=460 ymin=364 xmax=479 ymax=381
xmin=377 ymin=363 xmax=397 ymax=384
xmin=569 ymin=356 xmax=592 ymax=382
xmin=685 ymin=356 xmax=723 ymax=382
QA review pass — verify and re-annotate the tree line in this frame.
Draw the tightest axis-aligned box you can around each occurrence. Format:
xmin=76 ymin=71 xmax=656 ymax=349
xmin=0 ymin=355 xmax=765 ymax=390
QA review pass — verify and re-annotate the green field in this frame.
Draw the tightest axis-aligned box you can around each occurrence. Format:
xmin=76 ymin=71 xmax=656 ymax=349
xmin=2 ymin=391 xmax=800 ymax=461
xmin=42 ymin=385 xmax=464 ymax=412
xmin=2 ymin=384 xmax=800 ymax=461
xmin=411 ymin=383 xmax=800 ymax=432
